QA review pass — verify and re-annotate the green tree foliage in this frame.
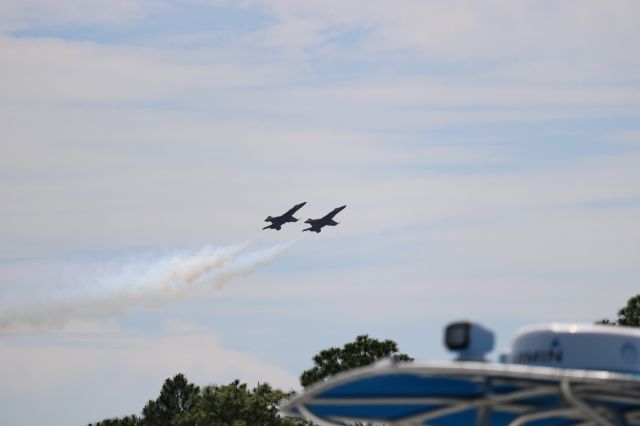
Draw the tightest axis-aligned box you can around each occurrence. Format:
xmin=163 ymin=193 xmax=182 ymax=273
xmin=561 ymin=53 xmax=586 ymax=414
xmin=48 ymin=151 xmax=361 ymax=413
xmin=617 ymin=294 xmax=640 ymax=327
xmin=142 ymin=373 xmax=200 ymax=425
xmin=89 ymin=374 xmax=303 ymax=426
xmin=299 ymin=334 xmax=413 ymax=388
xmin=194 ymin=380 xmax=296 ymax=425
xmin=89 ymin=415 xmax=142 ymax=426
xmin=599 ymin=294 xmax=640 ymax=327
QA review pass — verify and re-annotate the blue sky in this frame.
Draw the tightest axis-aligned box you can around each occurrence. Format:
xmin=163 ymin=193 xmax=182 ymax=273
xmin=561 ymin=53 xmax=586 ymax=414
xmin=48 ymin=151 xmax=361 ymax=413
xmin=1 ymin=1 xmax=640 ymax=424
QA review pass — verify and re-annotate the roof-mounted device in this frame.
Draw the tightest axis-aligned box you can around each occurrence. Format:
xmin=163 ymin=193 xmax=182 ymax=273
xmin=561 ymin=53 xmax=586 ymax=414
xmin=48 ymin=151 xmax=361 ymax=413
xmin=444 ymin=321 xmax=494 ymax=362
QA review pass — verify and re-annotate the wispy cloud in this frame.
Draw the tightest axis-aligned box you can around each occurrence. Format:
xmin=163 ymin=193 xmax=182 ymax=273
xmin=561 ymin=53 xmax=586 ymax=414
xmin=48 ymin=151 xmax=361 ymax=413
xmin=0 ymin=0 xmax=158 ymax=32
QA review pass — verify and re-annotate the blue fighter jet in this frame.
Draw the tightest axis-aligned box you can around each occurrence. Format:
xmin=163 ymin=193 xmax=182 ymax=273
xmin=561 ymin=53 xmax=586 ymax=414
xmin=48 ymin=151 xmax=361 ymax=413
xmin=263 ymin=202 xmax=307 ymax=230
xmin=302 ymin=205 xmax=346 ymax=233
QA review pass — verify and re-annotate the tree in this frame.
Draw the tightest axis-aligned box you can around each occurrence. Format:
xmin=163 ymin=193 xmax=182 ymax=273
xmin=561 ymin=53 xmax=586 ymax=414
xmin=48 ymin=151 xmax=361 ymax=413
xmin=300 ymin=334 xmax=413 ymax=388
xmin=599 ymin=294 xmax=640 ymax=327
xmin=617 ymin=294 xmax=640 ymax=327
xmin=194 ymin=380 xmax=298 ymax=426
xmin=141 ymin=373 xmax=200 ymax=425
xmin=89 ymin=375 xmax=303 ymax=426
xmin=89 ymin=415 xmax=142 ymax=426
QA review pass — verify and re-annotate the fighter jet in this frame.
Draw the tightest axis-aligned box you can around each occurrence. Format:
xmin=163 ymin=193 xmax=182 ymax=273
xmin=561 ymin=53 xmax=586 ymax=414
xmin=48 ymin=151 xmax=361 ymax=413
xmin=302 ymin=205 xmax=346 ymax=233
xmin=263 ymin=202 xmax=307 ymax=230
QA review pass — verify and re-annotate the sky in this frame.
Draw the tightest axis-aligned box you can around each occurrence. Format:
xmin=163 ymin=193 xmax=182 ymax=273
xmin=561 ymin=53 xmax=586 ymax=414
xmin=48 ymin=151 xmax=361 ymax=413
xmin=1 ymin=0 xmax=639 ymax=424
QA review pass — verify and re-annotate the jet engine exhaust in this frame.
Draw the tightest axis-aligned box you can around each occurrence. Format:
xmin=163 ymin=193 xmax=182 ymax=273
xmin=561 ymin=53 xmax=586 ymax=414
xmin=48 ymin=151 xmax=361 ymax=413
xmin=0 ymin=239 xmax=299 ymax=331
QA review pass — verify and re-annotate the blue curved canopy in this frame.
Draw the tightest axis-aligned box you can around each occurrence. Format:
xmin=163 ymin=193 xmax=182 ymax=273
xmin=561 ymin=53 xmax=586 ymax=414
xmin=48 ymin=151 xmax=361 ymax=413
xmin=281 ymin=361 xmax=640 ymax=425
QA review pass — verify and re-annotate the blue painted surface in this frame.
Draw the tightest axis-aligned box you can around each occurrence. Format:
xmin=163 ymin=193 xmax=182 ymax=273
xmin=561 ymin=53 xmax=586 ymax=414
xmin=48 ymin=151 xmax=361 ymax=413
xmin=318 ymin=374 xmax=480 ymax=398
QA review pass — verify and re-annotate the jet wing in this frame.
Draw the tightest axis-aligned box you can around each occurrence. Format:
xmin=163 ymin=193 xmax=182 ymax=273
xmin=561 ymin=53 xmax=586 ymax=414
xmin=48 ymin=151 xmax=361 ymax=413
xmin=285 ymin=202 xmax=307 ymax=217
xmin=325 ymin=205 xmax=346 ymax=219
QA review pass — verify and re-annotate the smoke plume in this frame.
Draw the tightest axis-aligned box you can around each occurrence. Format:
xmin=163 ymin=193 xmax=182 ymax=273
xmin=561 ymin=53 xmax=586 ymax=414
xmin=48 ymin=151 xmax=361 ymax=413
xmin=0 ymin=239 xmax=298 ymax=331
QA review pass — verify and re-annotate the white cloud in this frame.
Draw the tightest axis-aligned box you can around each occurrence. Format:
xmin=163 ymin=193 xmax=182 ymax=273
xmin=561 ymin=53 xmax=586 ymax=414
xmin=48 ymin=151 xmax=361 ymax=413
xmin=0 ymin=0 xmax=161 ymax=32
xmin=239 ymin=0 xmax=640 ymax=83
xmin=604 ymin=130 xmax=640 ymax=145
xmin=0 ymin=35 xmax=289 ymax=105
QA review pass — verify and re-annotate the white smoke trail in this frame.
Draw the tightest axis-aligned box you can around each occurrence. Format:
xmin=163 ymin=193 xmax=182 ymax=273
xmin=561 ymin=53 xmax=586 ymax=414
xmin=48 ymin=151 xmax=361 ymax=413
xmin=206 ymin=238 xmax=300 ymax=290
xmin=0 ymin=239 xmax=298 ymax=331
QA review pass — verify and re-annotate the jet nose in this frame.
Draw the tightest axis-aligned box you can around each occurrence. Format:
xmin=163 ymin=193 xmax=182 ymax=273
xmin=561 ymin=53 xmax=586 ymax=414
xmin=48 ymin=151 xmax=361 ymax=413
xmin=338 ymin=205 xmax=347 ymax=211
xmin=298 ymin=202 xmax=307 ymax=207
